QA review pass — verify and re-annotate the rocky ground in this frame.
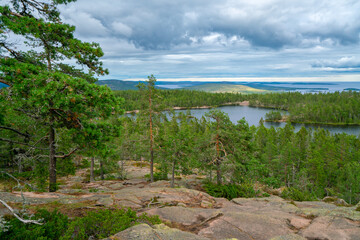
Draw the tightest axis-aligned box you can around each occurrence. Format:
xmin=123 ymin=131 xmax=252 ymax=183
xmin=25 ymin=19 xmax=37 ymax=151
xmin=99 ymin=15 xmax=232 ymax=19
xmin=1 ymin=161 xmax=360 ymax=240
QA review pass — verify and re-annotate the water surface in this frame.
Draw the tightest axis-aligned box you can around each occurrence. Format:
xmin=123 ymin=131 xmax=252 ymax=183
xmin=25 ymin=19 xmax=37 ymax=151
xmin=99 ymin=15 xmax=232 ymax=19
xmin=175 ymin=105 xmax=360 ymax=135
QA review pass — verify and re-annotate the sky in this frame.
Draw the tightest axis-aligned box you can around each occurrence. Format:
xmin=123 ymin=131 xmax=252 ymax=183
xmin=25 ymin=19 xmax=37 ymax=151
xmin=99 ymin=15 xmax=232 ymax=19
xmin=59 ymin=0 xmax=360 ymax=81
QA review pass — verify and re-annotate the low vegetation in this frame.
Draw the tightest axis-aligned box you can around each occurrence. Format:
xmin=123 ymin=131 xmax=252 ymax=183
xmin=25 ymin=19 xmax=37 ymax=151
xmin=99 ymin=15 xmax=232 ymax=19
xmin=0 ymin=208 xmax=161 ymax=240
xmin=203 ymin=182 xmax=258 ymax=200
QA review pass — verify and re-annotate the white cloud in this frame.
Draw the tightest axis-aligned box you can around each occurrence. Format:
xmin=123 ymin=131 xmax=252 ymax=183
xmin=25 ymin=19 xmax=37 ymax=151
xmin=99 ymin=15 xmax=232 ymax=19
xmin=111 ymin=22 xmax=133 ymax=37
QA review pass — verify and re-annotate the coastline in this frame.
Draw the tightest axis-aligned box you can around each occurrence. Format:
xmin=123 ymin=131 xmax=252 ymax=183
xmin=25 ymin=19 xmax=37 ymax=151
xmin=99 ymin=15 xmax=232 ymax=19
xmin=124 ymin=102 xmax=360 ymax=126
xmin=125 ymin=101 xmax=249 ymax=114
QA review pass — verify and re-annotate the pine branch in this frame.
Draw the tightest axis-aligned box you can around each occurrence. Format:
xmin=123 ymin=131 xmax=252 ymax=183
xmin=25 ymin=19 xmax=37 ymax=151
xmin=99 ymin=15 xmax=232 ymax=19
xmin=0 ymin=126 xmax=30 ymax=138
xmin=0 ymin=137 xmax=48 ymax=150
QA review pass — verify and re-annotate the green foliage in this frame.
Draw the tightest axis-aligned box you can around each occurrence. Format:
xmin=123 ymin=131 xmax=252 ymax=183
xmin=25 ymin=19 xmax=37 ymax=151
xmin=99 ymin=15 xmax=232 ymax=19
xmin=61 ymin=209 xmax=160 ymax=240
xmin=1 ymin=208 xmax=161 ymax=239
xmin=249 ymin=91 xmax=360 ymax=125
xmin=115 ymin=89 xmax=246 ymax=111
xmin=0 ymin=0 xmax=123 ymax=192
xmin=204 ymin=182 xmax=257 ymax=200
xmin=145 ymin=172 xmax=169 ymax=181
xmin=262 ymin=176 xmax=282 ymax=188
xmin=265 ymin=110 xmax=282 ymax=121
xmin=281 ymin=187 xmax=315 ymax=202
xmin=1 ymin=209 xmax=69 ymax=240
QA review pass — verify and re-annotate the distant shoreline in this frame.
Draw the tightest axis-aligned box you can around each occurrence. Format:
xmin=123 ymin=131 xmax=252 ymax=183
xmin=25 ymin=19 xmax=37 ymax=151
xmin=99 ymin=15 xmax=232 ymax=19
xmin=125 ymin=101 xmax=250 ymax=114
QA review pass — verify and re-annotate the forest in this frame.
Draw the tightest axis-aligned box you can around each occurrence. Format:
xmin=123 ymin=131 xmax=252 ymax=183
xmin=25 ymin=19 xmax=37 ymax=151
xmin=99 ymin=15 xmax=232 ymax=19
xmin=1 ymin=0 xmax=360 ymax=239
xmin=115 ymin=89 xmax=360 ymax=125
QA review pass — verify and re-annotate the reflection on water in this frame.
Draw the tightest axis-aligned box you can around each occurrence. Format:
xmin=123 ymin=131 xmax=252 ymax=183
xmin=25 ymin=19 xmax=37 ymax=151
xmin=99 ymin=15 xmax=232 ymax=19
xmin=175 ymin=105 xmax=360 ymax=136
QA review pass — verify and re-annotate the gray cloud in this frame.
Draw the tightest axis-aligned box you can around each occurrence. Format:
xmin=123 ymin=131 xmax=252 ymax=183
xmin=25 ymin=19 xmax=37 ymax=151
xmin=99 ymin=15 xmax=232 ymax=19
xmin=312 ymin=57 xmax=360 ymax=69
xmin=61 ymin=0 xmax=360 ymax=49
xmin=57 ymin=0 xmax=360 ymax=78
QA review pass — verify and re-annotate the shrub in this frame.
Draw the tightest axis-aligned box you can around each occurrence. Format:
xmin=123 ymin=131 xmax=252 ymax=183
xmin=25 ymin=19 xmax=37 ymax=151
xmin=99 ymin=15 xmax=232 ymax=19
xmin=1 ymin=208 xmax=161 ymax=240
xmin=203 ymin=182 xmax=257 ymax=200
xmin=262 ymin=176 xmax=282 ymax=188
xmin=0 ymin=209 xmax=69 ymax=240
xmin=145 ymin=172 xmax=168 ymax=181
xmin=281 ymin=187 xmax=315 ymax=201
xmin=61 ymin=208 xmax=161 ymax=240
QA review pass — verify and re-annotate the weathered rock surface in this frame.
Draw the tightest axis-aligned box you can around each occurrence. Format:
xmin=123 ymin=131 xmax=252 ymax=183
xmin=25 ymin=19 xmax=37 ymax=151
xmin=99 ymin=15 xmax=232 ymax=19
xmin=104 ymin=223 xmax=209 ymax=240
xmin=104 ymin=224 xmax=208 ymax=240
xmin=2 ymin=161 xmax=360 ymax=240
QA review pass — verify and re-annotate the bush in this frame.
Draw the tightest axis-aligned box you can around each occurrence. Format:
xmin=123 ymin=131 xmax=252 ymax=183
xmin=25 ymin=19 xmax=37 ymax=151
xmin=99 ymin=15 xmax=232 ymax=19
xmin=145 ymin=172 xmax=168 ymax=181
xmin=281 ymin=187 xmax=315 ymax=201
xmin=1 ymin=208 xmax=161 ymax=240
xmin=204 ymin=182 xmax=257 ymax=200
xmin=0 ymin=209 xmax=69 ymax=240
xmin=61 ymin=208 xmax=161 ymax=240
xmin=262 ymin=176 xmax=282 ymax=188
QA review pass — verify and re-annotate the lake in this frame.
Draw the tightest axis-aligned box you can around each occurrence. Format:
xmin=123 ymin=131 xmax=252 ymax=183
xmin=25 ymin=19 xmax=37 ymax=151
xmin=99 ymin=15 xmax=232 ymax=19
xmin=174 ymin=105 xmax=360 ymax=136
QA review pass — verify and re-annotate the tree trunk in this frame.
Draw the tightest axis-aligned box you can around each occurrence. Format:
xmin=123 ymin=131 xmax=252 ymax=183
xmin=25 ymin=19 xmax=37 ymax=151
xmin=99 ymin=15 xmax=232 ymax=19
xmin=100 ymin=160 xmax=104 ymax=180
xmin=171 ymin=159 xmax=176 ymax=188
xmin=120 ymin=160 xmax=125 ymax=180
xmin=48 ymin=125 xmax=57 ymax=192
xmin=284 ymin=163 xmax=288 ymax=187
xmin=18 ymin=157 xmax=22 ymax=173
xmin=90 ymin=157 xmax=95 ymax=182
xmin=216 ymin=158 xmax=222 ymax=185
xmin=215 ymin=120 xmax=222 ymax=185
xmin=149 ymin=86 xmax=154 ymax=182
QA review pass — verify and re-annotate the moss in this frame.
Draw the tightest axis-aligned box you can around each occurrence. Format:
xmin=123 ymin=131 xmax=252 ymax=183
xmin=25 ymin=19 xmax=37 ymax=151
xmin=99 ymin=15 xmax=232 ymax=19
xmin=305 ymin=214 xmax=317 ymax=220
xmin=70 ymin=183 xmax=84 ymax=189
xmin=132 ymin=161 xmax=150 ymax=168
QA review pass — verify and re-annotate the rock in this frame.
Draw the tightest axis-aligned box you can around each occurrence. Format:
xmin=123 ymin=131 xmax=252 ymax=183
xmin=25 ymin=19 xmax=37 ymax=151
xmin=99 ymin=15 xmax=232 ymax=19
xmin=220 ymin=211 xmax=293 ymax=240
xmin=323 ymin=196 xmax=350 ymax=206
xmin=96 ymin=197 xmax=113 ymax=206
xmin=108 ymin=183 xmax=124 ymax=190
xmin=146 ymin=206 xmax=221 ymax=226
xmin=198 ymin=217 xmax=254 ymax=240
xmin=104 ymin=224 xmax=209 ymax=240
xmin=299 ymin=216 xmax=360 ymax=240
xmin=200 ymin=200 xmax=213 ymax=208
xmin=295 ymin=201 xmax=360 ymax=221
xmin=148 ymin=180 xmax=170 ymax=188
xmin=115 ymin=199 xmax=143 ymax=209
xmin=287 ymin=217 xmax=311 ymax=230
xmin=270 ymin=234 xmax=307 ymax=240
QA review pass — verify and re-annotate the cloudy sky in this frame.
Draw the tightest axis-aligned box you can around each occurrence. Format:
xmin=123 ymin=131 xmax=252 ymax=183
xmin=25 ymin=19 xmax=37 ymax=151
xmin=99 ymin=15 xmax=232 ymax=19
xmin=59 ymin=0 xmax=360 ymax=81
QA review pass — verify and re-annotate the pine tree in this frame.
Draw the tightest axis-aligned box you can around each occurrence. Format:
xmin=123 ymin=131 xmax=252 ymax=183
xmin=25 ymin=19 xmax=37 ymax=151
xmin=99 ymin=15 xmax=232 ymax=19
xmin=0 ymin=0 xmax=123 ymax=191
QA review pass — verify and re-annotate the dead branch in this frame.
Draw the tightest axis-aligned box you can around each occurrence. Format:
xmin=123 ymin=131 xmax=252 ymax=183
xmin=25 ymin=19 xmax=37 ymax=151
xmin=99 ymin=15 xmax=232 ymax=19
xmin=55 ymin=148 xmax=77 ymax=158
xmin=0 ymin=171 xmax=38 ymax=191
xmin=0 ymin=199 xmax=43 ymax=225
